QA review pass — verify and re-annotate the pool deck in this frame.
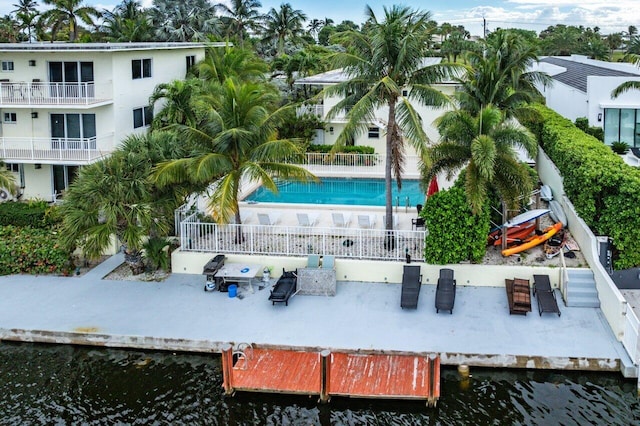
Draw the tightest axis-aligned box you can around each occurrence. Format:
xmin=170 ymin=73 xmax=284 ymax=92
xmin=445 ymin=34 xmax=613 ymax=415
xmin=0 ymin=253 xmax=633 ymax=377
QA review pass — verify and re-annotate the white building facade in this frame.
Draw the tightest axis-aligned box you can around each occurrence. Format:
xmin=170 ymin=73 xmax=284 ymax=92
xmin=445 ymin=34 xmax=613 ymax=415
xmin=294 ymin=59 xmax=458 ymax=156
xmin=0 ymin=42 xmax=207 ymax=201
xmin=535 ymin=55 xmax=640 ymax=146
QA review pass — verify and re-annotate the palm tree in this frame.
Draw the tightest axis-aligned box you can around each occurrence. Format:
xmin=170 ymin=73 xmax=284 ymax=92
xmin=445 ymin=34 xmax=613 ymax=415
xmin=262 ymin=3 xmax=307 ymax=56
xmin=153 ymin=78 xmax=316 ymax=241
xmin=455 ymin=30 xmax=551 ymax=120
xmin=612 ymin=54 xmax=640 ymax=97
xmin=12 ymin=0 xmax=39 ymax=42
xmin=0 ymin=160 xmax=17 ymax=194
xmin=425 ymin=106 xmax=537 ymax=215
xmin=149 ymin=78 xmax=202 ymax=129
xmin=40 ymin=0 xmax=101 ymax=42
xmin=307 ymin=18 xmax=322 ymax=42
xmin=101 ymin=0 xmax=152 ymax=42
xmin=215 ymin=0 xmax=263 ymax=47
xmin=150 ymin=0 xmax=218 ymax=42
xmin=58 ymin=132 xmax=189 ymax=273
xmin=324 ymin=5 xmax=458 ymax=232
xmin=196 ymin=44 xmax=268 ymax=84
xmin=0 ymin=14 xmax=21 ymax=42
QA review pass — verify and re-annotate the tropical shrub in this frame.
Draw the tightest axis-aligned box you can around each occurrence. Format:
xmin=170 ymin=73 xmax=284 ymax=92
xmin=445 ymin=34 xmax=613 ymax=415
xmin=0 ymin=225 xmax=72 ymax=275
xmin=143 ymin=236 xmax=170 ymax=271
xmin=524 ymin=104 xmax=640 ymax=268
xmin=308 ymin=144 xmax=375 ymax=154
xmin=611 ymin=141 xmax=630 ymax=154
xmin=574 ymin=117 xmax=604 ymax=142
xmin=0 ymin=201 xmax=60 ymax=228
xmin=423 ymin=186 xmax=491 ymax=264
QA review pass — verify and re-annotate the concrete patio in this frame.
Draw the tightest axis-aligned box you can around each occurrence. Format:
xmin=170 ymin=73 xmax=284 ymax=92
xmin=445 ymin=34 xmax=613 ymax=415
xmin=0 ymin=254 xmax=630 ymax=374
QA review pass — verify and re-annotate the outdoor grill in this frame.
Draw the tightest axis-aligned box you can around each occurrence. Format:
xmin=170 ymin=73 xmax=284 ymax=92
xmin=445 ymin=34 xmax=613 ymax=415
xmin=202 ymin=254 xmax=226 ymax=292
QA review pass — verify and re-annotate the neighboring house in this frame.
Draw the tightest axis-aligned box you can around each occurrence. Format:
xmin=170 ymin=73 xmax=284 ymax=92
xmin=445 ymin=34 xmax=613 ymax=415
xmin=0 ymin=42 xmax=208 ymax=202
xmin=294 ymin=58 xmax=458 ymax=156
xmin=534 ymin=55 xmax=640 ymax=146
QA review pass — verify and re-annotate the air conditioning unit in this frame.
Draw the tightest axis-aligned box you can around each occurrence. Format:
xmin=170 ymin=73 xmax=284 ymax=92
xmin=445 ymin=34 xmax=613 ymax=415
xmin=0 ymin=187 xmax=12 ymax=203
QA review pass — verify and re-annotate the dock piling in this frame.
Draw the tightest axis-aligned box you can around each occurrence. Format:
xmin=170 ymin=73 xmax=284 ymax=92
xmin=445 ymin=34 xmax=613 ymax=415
xmin=320 ymin=349 xmax=331 ymax=404
xmin=221 ymin=343 xmax=234 ymax=395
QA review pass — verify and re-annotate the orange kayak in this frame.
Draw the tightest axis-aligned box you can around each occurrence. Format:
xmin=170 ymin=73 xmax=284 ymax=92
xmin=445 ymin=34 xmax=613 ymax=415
xmin=502 ymin=222 xmax=563 ymax=257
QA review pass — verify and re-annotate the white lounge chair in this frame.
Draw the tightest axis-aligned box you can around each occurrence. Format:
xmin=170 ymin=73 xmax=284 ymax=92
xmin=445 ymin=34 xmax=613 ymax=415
xmin=258 ymin=212 xmax=280 ymax=226
xmin=357 ymin=214 xmax=376 ymax=229
xmin=332 ymin=212 xmax=351 ymax=228
xmin=383 ymin=215 xmax=399 ymax=229
xmin=297 ymin=212 xmax=318 ymax=227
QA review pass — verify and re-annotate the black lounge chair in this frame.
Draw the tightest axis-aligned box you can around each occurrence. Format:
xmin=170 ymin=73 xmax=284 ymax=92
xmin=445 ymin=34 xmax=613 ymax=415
xmin=533 ymin=274 xmax=561 ymax=316
xmin=400 ymin=265 xmax=422 ymax=309
xmin=435 ymin=268 xmax=456 ymax=314
xmin=269 ymin=269 xmax=297 ymax=306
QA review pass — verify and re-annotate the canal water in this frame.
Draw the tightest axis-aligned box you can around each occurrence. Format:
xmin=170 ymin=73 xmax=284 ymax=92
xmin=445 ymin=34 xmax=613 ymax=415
xmin=0 ymin=342 xmax=638 ymax=425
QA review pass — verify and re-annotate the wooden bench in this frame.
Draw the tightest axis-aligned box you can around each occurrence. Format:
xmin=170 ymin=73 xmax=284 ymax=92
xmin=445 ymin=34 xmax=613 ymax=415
xmin=506 ymin=278 xmax=532 ymax=315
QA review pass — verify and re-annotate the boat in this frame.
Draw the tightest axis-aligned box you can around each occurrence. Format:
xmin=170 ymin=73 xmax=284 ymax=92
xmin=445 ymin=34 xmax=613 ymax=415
xmin=502 ymin=222 xmax=563 ymax=257
xmin=544 ymin=228 xmax=567 ymax=259
xmin=487 ymin=222 xmax=536 ymax=246
xmin=548 ymin=200 xmax=568 ymax=227
xmin=504 ymin=209 xmax=550 ymax=227
xmin=540 ymin=185 xmax=553 ymax=202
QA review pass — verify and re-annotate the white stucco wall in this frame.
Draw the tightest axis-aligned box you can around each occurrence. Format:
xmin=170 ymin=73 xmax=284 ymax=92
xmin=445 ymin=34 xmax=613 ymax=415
xmin=540 ymin=80 xmax=588 ymax=122
xmin=21 ymin=164 xmax=53 ymax=200
xmin=589 ymin=75 xmax=640 ymax=126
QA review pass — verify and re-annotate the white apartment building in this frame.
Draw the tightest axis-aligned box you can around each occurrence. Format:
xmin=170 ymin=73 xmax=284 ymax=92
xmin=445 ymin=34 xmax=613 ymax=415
xmin=0 ymin=42 xmax=207 ymax=202
xmin=294 ymin=58 xmax=458 ymax=155
xmin=534 ymin=55 xmax=640 ymax=146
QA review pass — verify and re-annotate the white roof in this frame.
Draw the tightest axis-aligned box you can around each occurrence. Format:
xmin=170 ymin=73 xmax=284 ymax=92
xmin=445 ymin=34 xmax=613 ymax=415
xmin=0 ymin=42 xmax=212 ymax=53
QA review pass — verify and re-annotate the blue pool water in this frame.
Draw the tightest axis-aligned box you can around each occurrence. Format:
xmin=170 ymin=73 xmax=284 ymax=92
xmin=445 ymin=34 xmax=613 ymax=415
xmin=245 ymin=178 xmax=425 ymax=206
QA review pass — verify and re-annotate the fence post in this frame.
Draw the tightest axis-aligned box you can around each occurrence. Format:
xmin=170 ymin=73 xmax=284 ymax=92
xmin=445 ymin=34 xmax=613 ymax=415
xmin=221 ymin=343 xmax=234 ymax=395
xmin=320 ymin=350 xmax=331 ymax=403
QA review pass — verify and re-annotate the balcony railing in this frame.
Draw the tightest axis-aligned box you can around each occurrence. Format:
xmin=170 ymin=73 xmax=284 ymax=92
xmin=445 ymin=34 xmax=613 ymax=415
xmin=0 ymin=81 xmax=112 ymax=105
xmin=296 ymin=104 xmax=350 ymax=122
xmin=0 ymin=134 xmax=115 ymax=162
xmin=285 ymin=153 xmax=421 ymax=177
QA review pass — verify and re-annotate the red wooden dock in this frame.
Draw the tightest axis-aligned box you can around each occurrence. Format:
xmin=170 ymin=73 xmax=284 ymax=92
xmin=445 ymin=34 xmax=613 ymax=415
xmin=221 ymin=345 xmax=440 ymax=406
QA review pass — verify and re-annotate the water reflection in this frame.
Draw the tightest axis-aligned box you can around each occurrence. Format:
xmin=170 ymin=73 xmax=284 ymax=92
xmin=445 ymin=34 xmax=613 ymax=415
xmin=0 ymin=342 xmax=637 ymax=425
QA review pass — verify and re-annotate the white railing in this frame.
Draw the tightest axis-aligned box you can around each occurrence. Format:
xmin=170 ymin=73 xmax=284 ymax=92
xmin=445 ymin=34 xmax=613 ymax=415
xmin=297 ymin=104 xmax=324 ymax=118
xmin=0 ymin=134 xmax=115 ymax=162
xmin=0 ymin=81 xmax=112 ymax=105
xmin=180 ymin=221 xmax=426 ymax=262
xmin=290 ymin=153 xmax=421 ymax=177
xmin=623 ymin=307 xmax=640 ymax=365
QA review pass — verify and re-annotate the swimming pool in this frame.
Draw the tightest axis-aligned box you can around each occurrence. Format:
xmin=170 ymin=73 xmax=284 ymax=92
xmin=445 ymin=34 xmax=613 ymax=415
xmin=245 ymin=178 xmax=425 ymax=206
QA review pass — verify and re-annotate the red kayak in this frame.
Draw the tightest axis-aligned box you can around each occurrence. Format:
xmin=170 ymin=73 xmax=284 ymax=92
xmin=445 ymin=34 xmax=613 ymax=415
xmin=487 ymin=222 xmax=536 ymax=246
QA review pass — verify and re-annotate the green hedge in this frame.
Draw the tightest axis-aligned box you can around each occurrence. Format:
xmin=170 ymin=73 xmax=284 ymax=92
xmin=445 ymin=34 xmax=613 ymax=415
xmin=0 ymin=201 xmax=60 ymax=228
xmin=523 ymin=104 xmax=640 ymax=269
xmin=0 ymin=225 xmax=72 ymax=275
xmin=423 ymin=186 xmax=490 ymax=264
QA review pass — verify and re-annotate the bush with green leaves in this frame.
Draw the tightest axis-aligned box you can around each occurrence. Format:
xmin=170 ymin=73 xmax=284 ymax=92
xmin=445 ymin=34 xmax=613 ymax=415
xmin=0 ymin=201 xmax=60 ymax=228
xmin=423 ymin=186 xmax=490 ymax=264
xmin=611 ymin=141 xmax=630 ymax=154
xmin=574 ymin=117 xmax=604 ymax=142
xmin=524 ymin=104 xmax=640 ymax=269
xmin=0 ymin=225 xmax=72 ymax=275
xmin=308 ymin=144 xmax=375 ymax=154
xmin=143 ymin=236 xmax=170 ymax=271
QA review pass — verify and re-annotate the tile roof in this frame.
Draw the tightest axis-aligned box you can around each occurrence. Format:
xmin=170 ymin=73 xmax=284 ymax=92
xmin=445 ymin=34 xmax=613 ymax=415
xmin=540 ymin=57 xmax=638 ymax=93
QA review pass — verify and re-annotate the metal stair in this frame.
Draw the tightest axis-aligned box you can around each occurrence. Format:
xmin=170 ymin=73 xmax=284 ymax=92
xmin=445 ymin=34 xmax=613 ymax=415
xmin=566 ymin=269 xmax=600 ymax=308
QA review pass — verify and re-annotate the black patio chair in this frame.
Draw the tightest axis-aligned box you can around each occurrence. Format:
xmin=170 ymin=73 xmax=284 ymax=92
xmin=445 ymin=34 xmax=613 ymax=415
xmin=435 ymin=268 xmax=456 ymax=314
xmin=400 ymin=265 xmax=422 ymax=309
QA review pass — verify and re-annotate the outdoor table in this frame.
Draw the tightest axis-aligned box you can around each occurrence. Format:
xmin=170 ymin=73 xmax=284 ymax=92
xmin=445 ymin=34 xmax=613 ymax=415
xmin=214 ymin=263 xmax=262 ymax=293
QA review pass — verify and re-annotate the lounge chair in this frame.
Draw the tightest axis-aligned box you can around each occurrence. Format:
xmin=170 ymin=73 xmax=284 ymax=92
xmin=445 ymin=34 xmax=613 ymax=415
xmin=505 ymin=278 xmax=531 ymax=315
xmin=332 ymin=212 xmax=351 ymax=228
xmin=357 ymin=214 xmax=376 ymax=229
xmin=383 ymin=215 xmax=399 ymax=229
xmin=412 ymin=217 xmax=425 ymax=230
xmin=533 ymin=274 xmax=561 ymax=316
xmin=268 ymin=269 xmax=297 ymax=306
xmin=400 ymin=265 xmax=422 ymax=309
xmin=322 ymin=255 xmax=335 ymax=269
xmin=307 ymin=254 xmax=320 ymax=268
xmin=297 ymin=212 xmax=318 ymax=227
xmin=257 ymin=212 xmax=280 ymax=226
xmin=435 ymin=268 xmax=456 ymax=314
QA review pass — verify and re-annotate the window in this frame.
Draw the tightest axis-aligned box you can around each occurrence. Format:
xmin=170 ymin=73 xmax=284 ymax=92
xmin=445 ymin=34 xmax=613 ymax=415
xmin=133 ymin=106 xmax=153 ymax=128
xmin=186 ymin=55 xmax=196 ymax=71
xmin=402 ymin=89 xmax=408 ymax=97
xmin=604 ymin=108 xmax=640 ymax=147
xmin=50 ymin=113 xmax=97 ymax=149
xmin=3 ymin=112 xmax=16 ymax=123
xmin=132 ymin=59 xmax=152 ymax=79
xmin=5 ymin=163 xmax=19 ymax=173
xmin=1 ymin=61 xmax=14 ymax=72
xmin=368 ymin=127 xmax=380 ymax=139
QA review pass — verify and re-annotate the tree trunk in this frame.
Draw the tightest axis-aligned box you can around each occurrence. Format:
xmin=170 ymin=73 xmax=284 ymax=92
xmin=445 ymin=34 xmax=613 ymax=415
xmin=124 ymin=248 xmax=145 ymax=275
xmin=385 ymin=100 xmax=396 ymax=231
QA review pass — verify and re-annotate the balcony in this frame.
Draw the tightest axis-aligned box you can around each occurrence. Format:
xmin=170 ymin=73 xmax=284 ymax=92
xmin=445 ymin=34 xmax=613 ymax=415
xmin=296 ymin=104 xmax=351 ymax=122
xmin=0 ymin=134 xmax=115 ymax=163
xmin=0 ymin=81 xmax=112 ymax=107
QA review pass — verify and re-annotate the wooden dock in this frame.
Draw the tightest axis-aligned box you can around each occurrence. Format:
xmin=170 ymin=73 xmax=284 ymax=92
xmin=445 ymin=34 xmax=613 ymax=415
xmin=221 ymin=344 xmax=440 ymax=406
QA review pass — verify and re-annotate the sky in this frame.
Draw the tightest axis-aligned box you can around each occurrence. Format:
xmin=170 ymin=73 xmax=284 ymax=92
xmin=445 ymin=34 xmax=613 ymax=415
xmin=2 ymin=0 xmax=639 ymax=37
